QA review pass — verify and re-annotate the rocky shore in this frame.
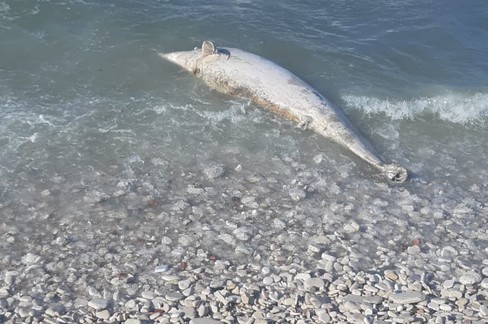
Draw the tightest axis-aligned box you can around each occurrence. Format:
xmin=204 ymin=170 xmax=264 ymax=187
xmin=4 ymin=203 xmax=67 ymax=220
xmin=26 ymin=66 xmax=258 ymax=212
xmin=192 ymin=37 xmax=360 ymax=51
xmin=1 ymin=157 xmax=487 ymax=323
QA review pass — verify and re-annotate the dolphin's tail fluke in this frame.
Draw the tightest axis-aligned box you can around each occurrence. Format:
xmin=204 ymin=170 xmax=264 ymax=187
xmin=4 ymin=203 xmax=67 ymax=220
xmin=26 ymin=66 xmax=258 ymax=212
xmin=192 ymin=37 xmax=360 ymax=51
xmin=381 ymin=164 xmax=409 ymax=183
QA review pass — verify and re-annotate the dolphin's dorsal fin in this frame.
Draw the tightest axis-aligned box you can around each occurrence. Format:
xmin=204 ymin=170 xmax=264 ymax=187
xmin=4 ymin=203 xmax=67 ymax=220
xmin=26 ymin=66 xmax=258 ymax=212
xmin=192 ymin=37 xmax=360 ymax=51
xmin=202 ymin=41 xmax=216 ymax=57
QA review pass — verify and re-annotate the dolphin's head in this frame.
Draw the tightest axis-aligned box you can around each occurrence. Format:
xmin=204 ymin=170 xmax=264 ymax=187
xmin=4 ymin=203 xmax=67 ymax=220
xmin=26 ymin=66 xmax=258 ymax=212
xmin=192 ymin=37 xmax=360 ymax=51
xmin=160 ymin=41 xmax=217 ymax=76
xmin=159 ymin=48 xmax=201 ymax=74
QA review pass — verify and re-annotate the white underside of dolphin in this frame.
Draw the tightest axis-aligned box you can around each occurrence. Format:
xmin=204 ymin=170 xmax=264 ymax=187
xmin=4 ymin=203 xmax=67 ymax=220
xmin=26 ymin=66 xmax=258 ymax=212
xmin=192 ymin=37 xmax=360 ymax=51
xmin=160 ymin=41 xmax=408 ymax=183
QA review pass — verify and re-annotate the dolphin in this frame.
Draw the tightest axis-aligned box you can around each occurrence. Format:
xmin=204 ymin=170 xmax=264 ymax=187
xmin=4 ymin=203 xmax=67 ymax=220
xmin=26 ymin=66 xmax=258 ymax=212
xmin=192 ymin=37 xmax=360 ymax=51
xmin=160 ymin=41 xmax=408 ymax=183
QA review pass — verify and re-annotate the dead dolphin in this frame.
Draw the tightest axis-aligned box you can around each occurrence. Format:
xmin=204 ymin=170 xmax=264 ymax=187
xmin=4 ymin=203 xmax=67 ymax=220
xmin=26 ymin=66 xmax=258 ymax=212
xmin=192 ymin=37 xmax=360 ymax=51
xmin=160 ymin=41 xmax=408 ymax=183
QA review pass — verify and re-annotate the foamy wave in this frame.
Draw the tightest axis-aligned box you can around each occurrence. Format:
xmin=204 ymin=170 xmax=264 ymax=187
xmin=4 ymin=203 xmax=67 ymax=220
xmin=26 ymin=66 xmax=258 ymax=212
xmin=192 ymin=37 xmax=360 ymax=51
xmin=343 ymin=92 xmax=488 ymax=124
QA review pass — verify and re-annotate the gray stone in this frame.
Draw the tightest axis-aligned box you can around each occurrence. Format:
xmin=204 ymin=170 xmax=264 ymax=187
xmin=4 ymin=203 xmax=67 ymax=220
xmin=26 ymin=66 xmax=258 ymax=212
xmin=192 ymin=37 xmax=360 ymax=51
xmin=344 ymin=294 xmax=364 ymax=304
xmin=389 ymin=292 xmax=425 ymax=304
xmin=240 ymin=291 xmax=251 ymax=305
xmin=125 ymin=299 xmax=137 ymax=309
xmin=182 ymin=306 xmax=196 ymax=318
xmin=340 ymin=300 xmax=360 ymax=312
xmin=197 ymin=304 xmax=208 ymax=317
xmin=439 ymin=304 xmax=452 ymax=312
xmin=191 ymin=318 xmax=222 ymax=324
xmin=321 ymin=253 xmax=337 ymax=262
xmin=482 ymin=267 xmax=488 ymax=277
xmin=304 ymin=277 xmax=325 ymax=290
xmin=96 ymin=309 xmax=111 ymax=320
xmin=442 ymin=279 xmax=455 ymax=288
xmin=88 ymin=298 xmax=109 ymax=310
xmin=165 ymin=292 xmax=184 ymax=301
xmin=447 ymin=289 xmax=463 ymax=299
xmin=0 ymin=287 xmax=10 ymax=298
xmin=317 ymin=309 xmax=331 ymax=323
xmin=289 ymin=188 xmax=306 ymax=201
xmin=0 ymin=298 xmax=8 ymax=309
xmin=203 ymin=163 xmax=225 ymax=179
xmin=17 ymin=307 xmax=30 ymax=317
xmin=179 ymin=279 xmax=191 ymax=290
xmin=480 ymin=305 xmax=488 ymax=317
xmin=308 ymin=244 xmax=322 ymax=253
xmin=459 ymin=271 xmax=481 ymax=285
xmin=344 ymin=221 xmax=360 ymax=233
xmin=160 ymin=274 xmax=179 ymax=281
xmin=295 ymin=273 xmax=311 ymax=281
xmin=481 ymin=278 xmax=488 ymax=289
xmin=427 ymin=302 xmax=439 ymax=311
xmin=214 ymin=290 xmax=228 ymax=305
xmin=384 ymin=270 xmax=398 ymax=281
xmin=124 ymin=319 xmax=142 ymax=324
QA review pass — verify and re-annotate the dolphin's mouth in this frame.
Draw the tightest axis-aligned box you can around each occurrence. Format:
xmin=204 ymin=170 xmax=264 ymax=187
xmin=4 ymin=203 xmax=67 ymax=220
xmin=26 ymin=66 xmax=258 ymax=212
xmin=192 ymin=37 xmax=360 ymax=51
xmin=159 ymin=52 xmax=179 ymax=64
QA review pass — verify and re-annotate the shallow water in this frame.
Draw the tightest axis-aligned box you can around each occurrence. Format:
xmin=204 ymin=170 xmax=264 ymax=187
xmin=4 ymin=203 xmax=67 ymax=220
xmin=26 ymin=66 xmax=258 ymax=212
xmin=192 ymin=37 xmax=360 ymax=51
xmin=1 ymin=0 xmax=487 ymax=303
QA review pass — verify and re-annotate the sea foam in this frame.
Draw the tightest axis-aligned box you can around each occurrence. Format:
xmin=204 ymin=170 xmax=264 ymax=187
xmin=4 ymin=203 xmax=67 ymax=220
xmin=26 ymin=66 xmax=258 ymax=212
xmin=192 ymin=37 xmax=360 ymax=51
xmin=343 ymin=91 xmax=488 ymax=125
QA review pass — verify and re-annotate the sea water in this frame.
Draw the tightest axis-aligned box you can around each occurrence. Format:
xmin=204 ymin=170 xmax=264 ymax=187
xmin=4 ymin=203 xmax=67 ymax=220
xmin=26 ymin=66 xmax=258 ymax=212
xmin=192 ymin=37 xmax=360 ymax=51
xmin=1 ymin=0 xmax=487 ymax=284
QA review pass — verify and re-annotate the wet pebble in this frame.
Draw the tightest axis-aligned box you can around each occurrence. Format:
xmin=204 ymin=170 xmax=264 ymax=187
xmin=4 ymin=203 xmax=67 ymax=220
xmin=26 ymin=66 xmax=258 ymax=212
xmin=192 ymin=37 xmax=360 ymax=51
xmin=289 ymin=187 xmax=306 ymax=201
xmin=459 ymin=271 xmax=482 ymax=285
xmin=141 ymin=291 xmax=155 ymax=299
xmin=88 ymin=299 xmax=109 ymax=310
xmin=203 ymin=163 xmax=225 ymax=179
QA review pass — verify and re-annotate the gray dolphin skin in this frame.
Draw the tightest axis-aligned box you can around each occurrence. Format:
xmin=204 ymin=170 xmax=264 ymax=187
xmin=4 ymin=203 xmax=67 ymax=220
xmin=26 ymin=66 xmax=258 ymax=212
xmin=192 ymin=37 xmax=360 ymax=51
xmin=160 ymin=41 xmax=408 ymax=183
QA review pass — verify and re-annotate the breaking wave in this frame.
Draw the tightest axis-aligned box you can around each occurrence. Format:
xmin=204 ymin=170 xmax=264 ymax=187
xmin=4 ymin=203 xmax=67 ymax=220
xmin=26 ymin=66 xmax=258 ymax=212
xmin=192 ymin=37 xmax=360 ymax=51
xmin=343 ymin=91 xmax=488 ymax=125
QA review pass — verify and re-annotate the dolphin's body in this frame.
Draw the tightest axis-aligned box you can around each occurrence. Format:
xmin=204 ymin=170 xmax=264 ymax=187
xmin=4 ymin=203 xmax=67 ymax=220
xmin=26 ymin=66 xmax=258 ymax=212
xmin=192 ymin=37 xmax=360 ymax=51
xmin=160 ymin=41 xmax=408 ymax=182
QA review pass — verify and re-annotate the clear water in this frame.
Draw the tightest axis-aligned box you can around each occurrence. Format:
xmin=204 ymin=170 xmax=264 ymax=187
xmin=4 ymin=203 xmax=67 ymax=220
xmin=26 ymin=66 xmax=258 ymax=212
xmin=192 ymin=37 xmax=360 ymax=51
xmin=1 ymin=0 xmax=487 ymax=283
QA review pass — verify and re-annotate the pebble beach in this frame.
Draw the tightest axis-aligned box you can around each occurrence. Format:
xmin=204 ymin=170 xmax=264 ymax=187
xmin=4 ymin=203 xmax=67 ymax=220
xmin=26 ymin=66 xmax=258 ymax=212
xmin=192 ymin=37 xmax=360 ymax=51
xmin=1 ymin=0 xmax=487 ymax=323
xmin=1 ymin=154 xmax=487 ymax=323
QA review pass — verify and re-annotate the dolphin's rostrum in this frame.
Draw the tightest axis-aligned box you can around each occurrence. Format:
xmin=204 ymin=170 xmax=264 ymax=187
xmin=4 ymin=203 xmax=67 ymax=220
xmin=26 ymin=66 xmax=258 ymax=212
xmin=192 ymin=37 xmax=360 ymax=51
xmin=160 ymin=41 xmax=408 ymax=183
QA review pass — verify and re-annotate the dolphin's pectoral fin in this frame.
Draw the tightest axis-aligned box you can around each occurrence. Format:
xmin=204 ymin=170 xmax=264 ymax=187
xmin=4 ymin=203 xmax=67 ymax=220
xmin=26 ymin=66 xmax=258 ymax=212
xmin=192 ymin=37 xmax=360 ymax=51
xmin=382 ymin=164 xmax=409 ymax=183
xmin=202 ymin=41 xmax=216 ymax=57
xmin=298 ymin=115 xmax=313 ymax=130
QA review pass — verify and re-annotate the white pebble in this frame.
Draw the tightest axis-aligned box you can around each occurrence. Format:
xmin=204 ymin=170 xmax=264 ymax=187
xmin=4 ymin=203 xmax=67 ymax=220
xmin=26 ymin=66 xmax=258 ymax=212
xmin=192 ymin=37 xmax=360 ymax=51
xmin=459 ymin=271 xmax=481 ymax=285
xmin=304 ymin=277 xmax=325 ymax=290
xmin=178 ymin=279 xmax=191 ymax=290
xmin=96 ymin=309 xmax=111 ymax=320
xmin=442 ymin=279 xmax=455 ymax=289
xmin=124 ymin=319 xmax=142 ymax=324
xmin=165 ymin=292 xmax=184 ymax=301
xmin=203 ymin=163 xmax=225 ymax=179
xmin=480 ymin=305 xmax=488 ymax=317
xmin=88 ymin=299 xmax=108 ymax=310
xmin=289 ymin=187 xmax=306 ymax=201
xmin=480 ymin=278 xmax=488 ymax=289
xmin=481 ymin=267 xmax=488 ymax=277
xmin=344 ymin=221 xmax=360 ymax=233
xmin=160 ymin=274 xmax=179 ymax=281
xmin=389 ymin=292 xmax=425 ymax=304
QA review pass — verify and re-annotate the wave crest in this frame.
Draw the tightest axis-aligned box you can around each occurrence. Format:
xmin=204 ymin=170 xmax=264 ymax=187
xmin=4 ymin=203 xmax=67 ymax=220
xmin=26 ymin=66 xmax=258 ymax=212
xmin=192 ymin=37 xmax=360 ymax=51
xmin=343 ymin=91 xmax=488 ymax=125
